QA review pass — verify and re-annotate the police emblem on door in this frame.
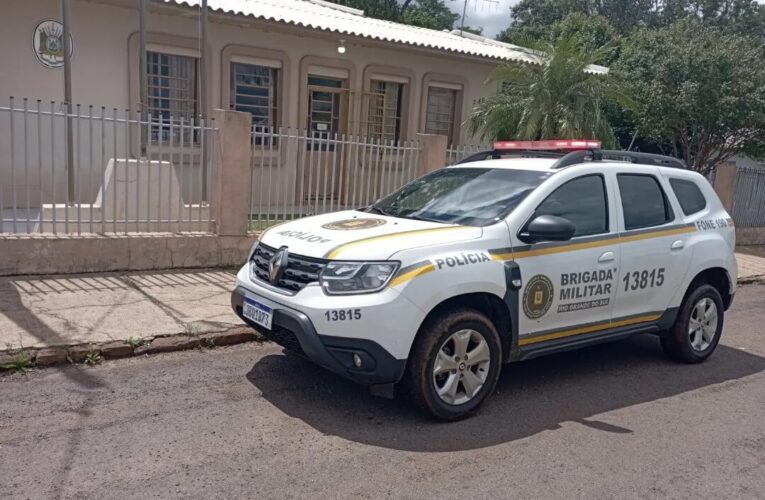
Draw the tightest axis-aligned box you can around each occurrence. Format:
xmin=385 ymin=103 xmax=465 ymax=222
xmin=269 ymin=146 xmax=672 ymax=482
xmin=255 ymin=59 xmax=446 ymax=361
xmin=523 ymin=274 xmax=554 ymax=319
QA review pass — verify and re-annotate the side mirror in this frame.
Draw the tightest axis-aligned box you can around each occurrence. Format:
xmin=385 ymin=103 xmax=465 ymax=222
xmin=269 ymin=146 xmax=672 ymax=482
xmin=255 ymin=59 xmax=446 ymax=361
xmin=519 ymin=214 xmax=576 ymax=244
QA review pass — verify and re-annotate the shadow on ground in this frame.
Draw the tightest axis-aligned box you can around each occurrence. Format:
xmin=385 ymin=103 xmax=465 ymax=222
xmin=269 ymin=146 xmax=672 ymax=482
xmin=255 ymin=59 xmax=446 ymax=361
xmin=247 ymin=335 xmax=765 ymax=452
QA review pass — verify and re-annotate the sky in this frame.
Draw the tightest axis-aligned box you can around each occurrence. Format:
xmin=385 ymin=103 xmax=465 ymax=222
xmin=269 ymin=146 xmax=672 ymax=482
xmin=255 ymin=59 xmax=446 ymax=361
xmin=446 ymin=0 xmax=518 ymax=38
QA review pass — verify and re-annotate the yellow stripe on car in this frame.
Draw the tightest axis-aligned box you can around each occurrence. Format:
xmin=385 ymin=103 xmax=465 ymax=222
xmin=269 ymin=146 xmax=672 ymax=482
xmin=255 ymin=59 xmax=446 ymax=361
xmin=519 ymin=313 xmax=662 ymax=346
xmin=324 ymin=226 xmax=467 ymax=259
xmin=389 ymin=262 xmax=436 ymax=287
xmin=616 ymin=225 xmax=696 ymax=244
xmin=510 ymin=225 xmax=697 ymax=260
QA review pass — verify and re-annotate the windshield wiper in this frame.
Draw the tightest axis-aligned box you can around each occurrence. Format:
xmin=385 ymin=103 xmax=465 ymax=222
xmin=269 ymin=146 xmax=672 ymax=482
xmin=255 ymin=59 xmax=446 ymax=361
xmin=406 ymin=213 xmax=448 ymax=224
xmin=366 ymin=205 xmax=392 ymax=217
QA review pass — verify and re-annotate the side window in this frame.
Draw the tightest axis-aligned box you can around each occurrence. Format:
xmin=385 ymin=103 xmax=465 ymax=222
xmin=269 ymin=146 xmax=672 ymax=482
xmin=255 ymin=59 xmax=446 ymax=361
xmin=669 ymin=178 xmax=707 ymax=216
xmin=533 ymin=175 xmax=608 ymax=237
xmin=618 ymin=174 xmax=673 ymax=230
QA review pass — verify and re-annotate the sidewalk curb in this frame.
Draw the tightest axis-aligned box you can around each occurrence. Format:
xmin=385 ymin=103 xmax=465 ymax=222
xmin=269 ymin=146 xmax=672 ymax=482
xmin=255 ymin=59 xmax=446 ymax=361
xmin=740 ymin=275 xmax=765 ymax=286
xmin=0 ymin=326 xmax=264 ymax=371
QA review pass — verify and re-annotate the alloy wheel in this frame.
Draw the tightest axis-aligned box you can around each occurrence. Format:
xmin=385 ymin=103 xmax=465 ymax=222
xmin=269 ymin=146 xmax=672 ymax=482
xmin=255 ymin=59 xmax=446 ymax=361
xmin=688 ymin=297 xmax=718 ymax=352
xmin=432 ymin=329 xmax=491 ymax=405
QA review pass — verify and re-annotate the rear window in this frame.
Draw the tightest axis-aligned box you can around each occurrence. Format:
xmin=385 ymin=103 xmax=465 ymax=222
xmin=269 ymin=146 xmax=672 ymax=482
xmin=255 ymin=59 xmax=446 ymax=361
xmin=669 ymin=178 xmax=707 ymax=215
xmin=617 ymin=174 xmax=674 ymax=230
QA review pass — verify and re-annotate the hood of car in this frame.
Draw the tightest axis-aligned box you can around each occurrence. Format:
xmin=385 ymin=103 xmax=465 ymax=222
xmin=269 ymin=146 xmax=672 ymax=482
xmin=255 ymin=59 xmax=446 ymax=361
xmin=258 ymin=210 xmax=482 ymax=261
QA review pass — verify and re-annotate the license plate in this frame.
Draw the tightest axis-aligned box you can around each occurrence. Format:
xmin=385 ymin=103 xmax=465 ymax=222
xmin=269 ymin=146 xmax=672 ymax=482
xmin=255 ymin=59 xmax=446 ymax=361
xmin=243 ymin=297 xmax=273 ymax=329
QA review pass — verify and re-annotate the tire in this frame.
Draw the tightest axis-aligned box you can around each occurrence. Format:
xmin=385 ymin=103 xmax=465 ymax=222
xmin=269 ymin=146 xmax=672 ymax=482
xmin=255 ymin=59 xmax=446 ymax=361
xmin=661 ymin=284 xmax=724 ymax=363
xmin=403 ymin=308 xmax=502 ymax=421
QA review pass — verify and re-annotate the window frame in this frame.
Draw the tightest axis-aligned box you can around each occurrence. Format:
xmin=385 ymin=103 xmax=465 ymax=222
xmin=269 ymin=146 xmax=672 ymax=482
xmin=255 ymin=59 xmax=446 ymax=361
xmin=219 ymin=45 xmax=289 ymax=152
xmin=364 ymin=79 xmax=404 ymax=143
xmin=424 ymin=86 xmax=458 ymax=143
xmin=617 ymin=173 xmax=676 ymax=231
xmin=520 ymin=174 xmax=611 ymax=240
xmin=307 ymin=75 xmax=346 ymax=151
xmin=229 ymin=61 xmax=279 ymax=133
xmin=419 ymin=73 xmax=465 ymax=147
xmin=145 ymin=50 xmax=199 ymax=144
xmin=668 ymin=177 xmax=707 ymax=216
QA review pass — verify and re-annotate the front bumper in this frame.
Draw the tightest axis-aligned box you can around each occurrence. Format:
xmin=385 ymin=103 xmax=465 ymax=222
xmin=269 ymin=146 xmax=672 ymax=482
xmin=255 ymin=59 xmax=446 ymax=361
xmin=231 ymin=286 xmax=406 ymax=385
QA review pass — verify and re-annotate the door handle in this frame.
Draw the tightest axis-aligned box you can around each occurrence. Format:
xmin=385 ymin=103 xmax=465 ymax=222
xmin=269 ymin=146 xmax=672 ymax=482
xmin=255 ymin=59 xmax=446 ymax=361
xmin=671 ymin=240 xmax=685 ymax=250
xmin=598 ymin=251 xmax=615 ymax=263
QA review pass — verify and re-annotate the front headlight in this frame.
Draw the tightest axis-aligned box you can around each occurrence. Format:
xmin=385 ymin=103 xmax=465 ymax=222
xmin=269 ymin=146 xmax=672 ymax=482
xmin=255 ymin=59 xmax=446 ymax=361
xmin=320 ymin=261 xmax=399 ymax=295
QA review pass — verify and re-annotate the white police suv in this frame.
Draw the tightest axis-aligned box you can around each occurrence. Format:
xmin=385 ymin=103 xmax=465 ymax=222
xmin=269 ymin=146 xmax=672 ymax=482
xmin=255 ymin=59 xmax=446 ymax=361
xmin=232 ymin=140 xmax=737 ymax=420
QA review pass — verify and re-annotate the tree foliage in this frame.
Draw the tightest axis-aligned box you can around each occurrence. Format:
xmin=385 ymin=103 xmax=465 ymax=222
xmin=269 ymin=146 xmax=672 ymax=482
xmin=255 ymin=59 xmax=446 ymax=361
xmin=400 ymin=0 xmax=459 ymax=30
xmin=326 ymin=0 xmax=460 ymax=31
xmin=616 ymin=20 xmax=765 ymax=174
xmin=499 ymin=0 xmax=765 ymax=38
xmin=549 ymin=13 xmax=620 ymax=63
xmin=490 ymin=0 xmax=765 ymax=172
xmin=467 ymin=37 xmax=632 ymax=146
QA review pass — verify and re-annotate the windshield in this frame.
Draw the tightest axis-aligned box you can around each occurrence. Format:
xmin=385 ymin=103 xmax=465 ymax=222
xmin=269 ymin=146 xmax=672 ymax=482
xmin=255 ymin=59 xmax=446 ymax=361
xmin=369 ymin=168 xmax=552 ymax=226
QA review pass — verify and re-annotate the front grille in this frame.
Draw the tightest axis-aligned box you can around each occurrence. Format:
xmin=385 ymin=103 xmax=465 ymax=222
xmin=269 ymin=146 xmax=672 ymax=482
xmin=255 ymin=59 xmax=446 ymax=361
xmin=251 ymin=243 xmax=327 ymax=293
xmin=263 ymin=324 xmax=305 ymax=355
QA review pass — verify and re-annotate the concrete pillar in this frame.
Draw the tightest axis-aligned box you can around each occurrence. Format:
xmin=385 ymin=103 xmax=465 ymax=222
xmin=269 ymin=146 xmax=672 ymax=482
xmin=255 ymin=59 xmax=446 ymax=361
xmin=713 ymin=161 xmax=737 ymax=213
xmin=417 ymin=133 xmax=449 ymax=176
xmin=211 ymin=109 xmax=252 ymax=236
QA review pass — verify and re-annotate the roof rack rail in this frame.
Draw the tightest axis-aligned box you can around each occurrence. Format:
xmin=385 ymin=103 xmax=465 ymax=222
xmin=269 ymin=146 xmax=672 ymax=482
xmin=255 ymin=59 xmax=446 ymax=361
xmin=456 ymin=149 xmax=565 ymax=165
xmin=551 ymin=149 xmax=687 ymax=170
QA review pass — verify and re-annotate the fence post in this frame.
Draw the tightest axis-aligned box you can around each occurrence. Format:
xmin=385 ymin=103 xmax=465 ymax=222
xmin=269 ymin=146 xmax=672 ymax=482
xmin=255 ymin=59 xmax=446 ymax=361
xmin=713 ymin=161 xmax=737 ymax=213
xmin=211 ymin=109 xmax=251 ymax=236
xmin=417 ymin=133 xmax=448 ymax=177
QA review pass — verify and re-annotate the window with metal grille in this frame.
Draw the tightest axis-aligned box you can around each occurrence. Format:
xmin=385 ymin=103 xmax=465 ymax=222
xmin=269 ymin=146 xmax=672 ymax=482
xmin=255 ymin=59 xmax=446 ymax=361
xmin=365 ymin=80 xmax=403 ymax=142
xmin=307 ymin=76 xmax=343 ymax=151
xmin=230 ymin=62 xmax=278 ymax=145
xmin=147 ymin=51 xmax=198 ymax=143
xmin=424 ymin=87 xmax=457 ymax=143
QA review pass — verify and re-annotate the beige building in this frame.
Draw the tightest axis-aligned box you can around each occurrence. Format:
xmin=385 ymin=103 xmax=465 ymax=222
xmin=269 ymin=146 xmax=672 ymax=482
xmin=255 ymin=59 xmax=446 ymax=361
xmin=0 ymin=0 xmax=608 ymax=230
xmin=0 ymin=0 xmax=572 ymax=146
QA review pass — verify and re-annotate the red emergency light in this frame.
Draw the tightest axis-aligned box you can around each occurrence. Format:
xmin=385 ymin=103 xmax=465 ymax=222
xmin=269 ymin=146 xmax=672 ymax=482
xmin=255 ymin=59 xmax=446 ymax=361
xmin=493 ymin=139 xmax=602 ymax=151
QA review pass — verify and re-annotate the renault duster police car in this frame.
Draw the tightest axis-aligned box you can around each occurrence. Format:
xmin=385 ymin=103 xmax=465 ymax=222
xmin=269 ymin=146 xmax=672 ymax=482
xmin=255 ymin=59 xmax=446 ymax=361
xmin=232 ymin=140 xmax=737 ymax=420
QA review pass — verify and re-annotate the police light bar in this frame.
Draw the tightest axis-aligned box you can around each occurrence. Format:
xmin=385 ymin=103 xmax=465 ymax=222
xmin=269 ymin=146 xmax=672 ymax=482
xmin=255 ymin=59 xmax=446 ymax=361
xmin=493 ymin=139 xmax=602 ymax=151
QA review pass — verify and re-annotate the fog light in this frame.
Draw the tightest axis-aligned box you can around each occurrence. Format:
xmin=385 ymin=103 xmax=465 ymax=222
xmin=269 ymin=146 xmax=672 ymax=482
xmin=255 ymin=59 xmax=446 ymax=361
xmin=353 ymin=353 xmax=362 ymax=368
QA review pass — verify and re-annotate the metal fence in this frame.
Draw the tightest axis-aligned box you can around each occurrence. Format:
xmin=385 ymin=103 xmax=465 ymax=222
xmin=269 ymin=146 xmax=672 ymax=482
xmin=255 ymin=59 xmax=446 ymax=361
xmin=447 ymin=143 xmax=488 ymax=165
xmin=248 ymin=127 xmax=421 ymax=231
xmin=731 ymin=165 xmax=765 ymax=227
xmin=0 ymin=97 xmax=215 ymax=234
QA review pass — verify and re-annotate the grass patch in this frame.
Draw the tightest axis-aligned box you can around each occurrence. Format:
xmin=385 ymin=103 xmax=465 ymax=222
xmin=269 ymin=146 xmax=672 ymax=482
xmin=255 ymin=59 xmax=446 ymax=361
xmin=0 ymin=351 xmax=33 ymax=373
xmin=184 ymin=323 xmax=202 ymax=336
xmin=84 ymin=351 xmax=103 ymax=366
xmin=125 ymin=337 xmax=145 ymax=349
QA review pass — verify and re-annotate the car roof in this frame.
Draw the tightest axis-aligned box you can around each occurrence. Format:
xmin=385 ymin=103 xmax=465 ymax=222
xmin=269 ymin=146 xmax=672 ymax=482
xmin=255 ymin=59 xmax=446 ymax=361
xmin=449 ymin=157 xmax=560 ymax=172
xmin=448 ymin=157 xmax=700 ymax=177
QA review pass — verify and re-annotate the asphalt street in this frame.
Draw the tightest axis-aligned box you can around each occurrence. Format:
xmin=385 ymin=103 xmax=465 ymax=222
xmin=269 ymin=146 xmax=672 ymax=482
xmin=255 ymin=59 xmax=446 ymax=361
xmin=2 ymin=285 xmax=764 ymax=499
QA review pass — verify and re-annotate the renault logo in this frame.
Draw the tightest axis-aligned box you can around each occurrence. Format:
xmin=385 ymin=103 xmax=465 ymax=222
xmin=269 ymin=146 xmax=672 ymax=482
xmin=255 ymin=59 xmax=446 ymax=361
xmin=269 ymin=246 xmax=289 ymax=284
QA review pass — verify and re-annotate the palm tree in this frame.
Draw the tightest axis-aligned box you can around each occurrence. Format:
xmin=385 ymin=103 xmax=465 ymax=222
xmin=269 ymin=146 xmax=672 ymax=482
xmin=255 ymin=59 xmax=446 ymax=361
xmin=467 ymin=36 xmax=631 ymax=148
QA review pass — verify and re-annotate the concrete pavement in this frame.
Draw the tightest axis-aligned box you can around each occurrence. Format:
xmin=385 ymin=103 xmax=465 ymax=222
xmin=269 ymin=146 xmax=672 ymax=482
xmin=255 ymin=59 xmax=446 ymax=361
xmin=1 ymin=250 xmax=765 ymax=355
xmin=1 ymin=284 xmax=763 ymax=499
xmin=0 ymin=269 xmax=243 ymax=353
xmin=737 ymin=247 xmax=765 ymax=281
